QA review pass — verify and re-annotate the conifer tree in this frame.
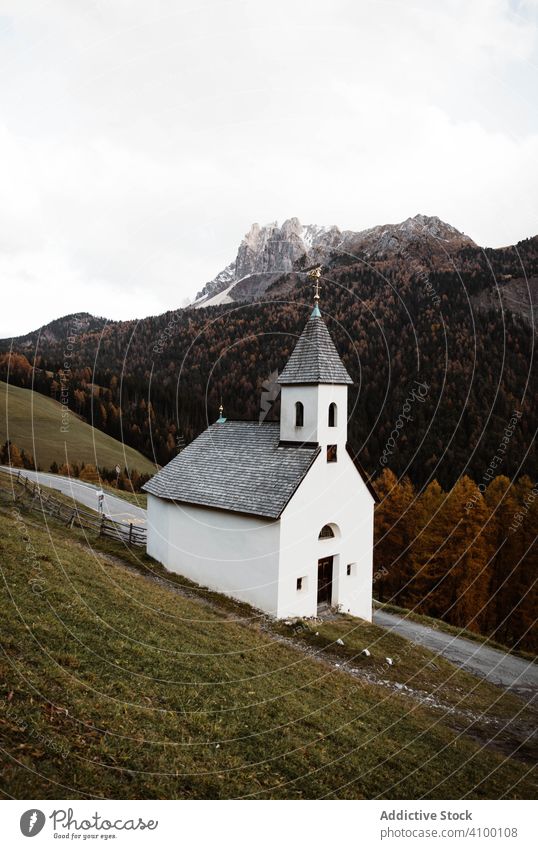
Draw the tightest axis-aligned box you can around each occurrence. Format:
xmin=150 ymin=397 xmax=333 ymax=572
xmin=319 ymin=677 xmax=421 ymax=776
xmin=416 ymin=477 xmax=491 ymax=630
xmin=5 ymin=441 xmax=23 ymax=468
xmin=373 ymin=468 xmax=416 ymax=603
xmin=501 ymin=476 xmax=538 ymax=650
xmin=79 ymin=464 xmax=100 ymax=484
xmin=483 ymin=476 xmax=520 ymax=636
xmin=407 ymin=478 xmax=446 ymax=608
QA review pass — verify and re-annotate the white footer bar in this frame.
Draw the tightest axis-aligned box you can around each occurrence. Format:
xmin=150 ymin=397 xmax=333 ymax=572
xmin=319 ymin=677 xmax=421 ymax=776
xmin=3 ymin=799 xmax=535 ymax=848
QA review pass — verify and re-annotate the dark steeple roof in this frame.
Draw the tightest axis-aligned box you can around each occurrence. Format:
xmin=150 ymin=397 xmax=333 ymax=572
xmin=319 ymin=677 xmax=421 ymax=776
xmin=278 ymin=308 xmax=353 ymax=385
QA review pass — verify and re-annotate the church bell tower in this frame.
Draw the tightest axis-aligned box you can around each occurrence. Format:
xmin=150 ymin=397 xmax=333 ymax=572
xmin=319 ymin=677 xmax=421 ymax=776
xmin=278 ymin=270 xmax=353 ymax=459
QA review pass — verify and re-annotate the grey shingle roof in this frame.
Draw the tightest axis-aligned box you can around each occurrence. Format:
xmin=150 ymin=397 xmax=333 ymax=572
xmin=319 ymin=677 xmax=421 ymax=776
xmin=143 ymin=421 xmax=320 ymax=518
xmin=278 ymin=310 xmax=353 ymax=385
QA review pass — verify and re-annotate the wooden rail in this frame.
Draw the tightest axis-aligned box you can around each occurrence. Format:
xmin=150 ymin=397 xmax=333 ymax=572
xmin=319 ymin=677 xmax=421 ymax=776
xmin=1 ymin=471 xmax=147 ymax=547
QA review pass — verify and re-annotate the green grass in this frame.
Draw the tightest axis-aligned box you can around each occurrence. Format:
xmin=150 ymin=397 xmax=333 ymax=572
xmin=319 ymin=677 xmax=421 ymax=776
xmin=375 ymin=601 xmax=535 ymax=662
xmin=101 ymin=483 xmax=148 ymax=509
xmin=0 ymin=502 xmax=536 ymax=800
xmin=0 ymin=380 xmax=155 ymax=475
xmin=271 ymin=616 xmax=536 ymax=726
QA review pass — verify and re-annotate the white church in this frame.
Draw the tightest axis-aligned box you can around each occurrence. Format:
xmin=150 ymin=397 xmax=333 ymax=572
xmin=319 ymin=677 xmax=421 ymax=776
xmin=144 ymin=289 xmax=377 ymax=620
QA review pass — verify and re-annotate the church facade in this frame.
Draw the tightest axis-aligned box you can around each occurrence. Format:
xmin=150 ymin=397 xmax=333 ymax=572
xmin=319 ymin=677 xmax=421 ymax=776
xmin=144 ymin=296 xmax=377 ymax=620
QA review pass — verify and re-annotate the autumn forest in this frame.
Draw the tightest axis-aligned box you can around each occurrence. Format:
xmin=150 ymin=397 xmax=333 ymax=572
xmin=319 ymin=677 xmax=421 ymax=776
xmin=1 ymin=234 xmax=537 ymax=651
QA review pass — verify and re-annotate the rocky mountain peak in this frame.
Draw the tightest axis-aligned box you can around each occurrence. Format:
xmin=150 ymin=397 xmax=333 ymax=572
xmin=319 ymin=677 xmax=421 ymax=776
xmin=195 ymin=218 xmax=342 ymax=305
xmin=194 ymin=214 xmax=476 ymax=307
xmin=340 ymin=214 xmax=475 ymax=261
xmin=402 ymin=213 xmax=473 ymax=242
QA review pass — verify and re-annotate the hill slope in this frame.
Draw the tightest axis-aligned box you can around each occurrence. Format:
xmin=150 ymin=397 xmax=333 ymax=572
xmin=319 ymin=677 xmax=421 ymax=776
xmin=0 ymin=218 xmax=536 ymax=484
xmin=0 ymin=380 xmax=156 ymax=474
xmin=0 ymin=501 xmax=535 ymax=799
xmin=6 ymin=312 xmax=109 ymax=353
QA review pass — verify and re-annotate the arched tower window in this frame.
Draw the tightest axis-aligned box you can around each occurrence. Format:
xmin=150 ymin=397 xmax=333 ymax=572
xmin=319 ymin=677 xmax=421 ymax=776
xmin=328 ymin=402 xmax=337 ymax=427
xmin=318 ymin=524 xmax=335 ymax=539
xmin=295 ymin=401 xmax=304 ymax=427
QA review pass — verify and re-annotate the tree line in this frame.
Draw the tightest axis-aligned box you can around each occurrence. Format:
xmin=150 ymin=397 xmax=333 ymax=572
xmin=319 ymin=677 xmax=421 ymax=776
xmin=0 ymin=440 xmax=150 ymax=492
xmin=374 ymin=469 xmax=537 ymax=652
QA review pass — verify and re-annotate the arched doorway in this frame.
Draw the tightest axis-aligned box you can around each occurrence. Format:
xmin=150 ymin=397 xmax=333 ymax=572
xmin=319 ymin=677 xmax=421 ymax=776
xmin=317 ymin=523 xmax=340 ymax=609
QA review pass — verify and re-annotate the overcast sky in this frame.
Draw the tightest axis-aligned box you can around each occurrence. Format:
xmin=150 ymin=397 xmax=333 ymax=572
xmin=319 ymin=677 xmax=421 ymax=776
xmin=1 ymin=0 xmax=537 ymax=337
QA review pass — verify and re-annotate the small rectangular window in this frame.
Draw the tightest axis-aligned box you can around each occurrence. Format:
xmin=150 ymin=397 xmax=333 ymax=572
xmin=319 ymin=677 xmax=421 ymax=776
xmin=347 ymin=563 xmax=356 ymax=577
xmin=327 ymin=444 xmax=337 ymax=463
xmin=347 ymin=563 xmax=352 ymax=576
xmin=296 ymin=577 xmax=303 ymax=591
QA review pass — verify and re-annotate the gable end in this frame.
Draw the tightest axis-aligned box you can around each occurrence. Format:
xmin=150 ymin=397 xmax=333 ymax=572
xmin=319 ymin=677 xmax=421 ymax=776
xmin=345 ymin=444 xmax=379 ymax=503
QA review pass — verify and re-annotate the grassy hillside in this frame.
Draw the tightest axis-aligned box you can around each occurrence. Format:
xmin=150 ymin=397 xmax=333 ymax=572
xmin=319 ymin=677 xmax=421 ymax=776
xmin=0 ymin=498 xmax=535 ymax=799
xmin=0 ymin=380 xmax=155 ymax=475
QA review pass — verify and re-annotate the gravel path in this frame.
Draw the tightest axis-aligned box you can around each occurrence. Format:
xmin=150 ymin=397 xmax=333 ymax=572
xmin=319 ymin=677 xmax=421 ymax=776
xmin=374 ymin=610 xmax=537 ymax=699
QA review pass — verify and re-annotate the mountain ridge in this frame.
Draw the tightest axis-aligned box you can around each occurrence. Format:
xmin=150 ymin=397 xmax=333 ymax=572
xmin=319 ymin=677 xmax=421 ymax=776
xmin=194 ymin=213 xmax=476 ymax=306
xmin=2 ymin=214 xmax=532 ymax=345
xmin=0 ymin=227 xmax=536 ymax=495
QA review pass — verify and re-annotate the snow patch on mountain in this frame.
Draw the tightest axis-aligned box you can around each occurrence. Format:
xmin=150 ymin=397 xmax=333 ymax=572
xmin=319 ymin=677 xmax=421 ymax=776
xmin=195 ymin=282 xmax=237 ymax=308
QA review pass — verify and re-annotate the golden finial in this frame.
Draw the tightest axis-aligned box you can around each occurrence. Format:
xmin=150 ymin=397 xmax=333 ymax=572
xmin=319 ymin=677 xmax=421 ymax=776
xmin=219 ymin=401 xmax=223 ymax=417
xmin=308 ymin=266 xmax=322 ymax=316
xmin=308 ymin=266 xmax=322 ymax=302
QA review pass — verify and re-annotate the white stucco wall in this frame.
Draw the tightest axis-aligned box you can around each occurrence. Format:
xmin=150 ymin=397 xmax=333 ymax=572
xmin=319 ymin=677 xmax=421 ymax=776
xmin=315 ymin=384 xmax=349 ymax=451
xmin=146 ymin=495 xmax=281 ymax=615
xmin=277 ymin=449 xmax=374 ymax=620
xmin=146 ymin=493 xmax=170 ymax=567
xmin=280 ymin=384 xmax=348 ymax=445
xmin=146 ymin=375 xmax=374 ymax=623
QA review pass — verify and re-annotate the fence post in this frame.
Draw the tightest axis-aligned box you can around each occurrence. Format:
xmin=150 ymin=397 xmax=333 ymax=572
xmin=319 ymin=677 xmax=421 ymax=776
xmin=100 ymin=516 xmax=105 ymax=537
xmin=129 ymin=523 xmax=133 ymax=545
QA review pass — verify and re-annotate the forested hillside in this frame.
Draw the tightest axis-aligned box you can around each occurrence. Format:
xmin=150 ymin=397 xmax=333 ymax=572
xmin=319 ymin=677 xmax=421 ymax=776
xmin=1 ymin=231 xmax=536 ymax=650
xmin=1 ymin=235 xmax=536 ymax=487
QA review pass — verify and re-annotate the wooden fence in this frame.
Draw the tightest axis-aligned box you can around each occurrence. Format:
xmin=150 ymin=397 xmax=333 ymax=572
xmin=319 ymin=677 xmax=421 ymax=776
xmin=2 ymin=471 xmax=147 ymax=547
